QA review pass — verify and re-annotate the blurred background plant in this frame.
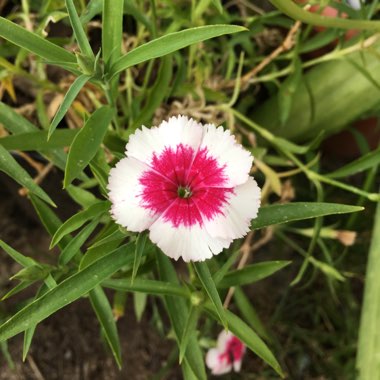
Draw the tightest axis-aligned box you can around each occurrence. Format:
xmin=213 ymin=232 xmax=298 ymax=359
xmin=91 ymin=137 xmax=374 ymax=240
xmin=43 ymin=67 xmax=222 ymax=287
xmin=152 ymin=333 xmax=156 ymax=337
xmin=0 ymin=0 xmax=379 ymax=379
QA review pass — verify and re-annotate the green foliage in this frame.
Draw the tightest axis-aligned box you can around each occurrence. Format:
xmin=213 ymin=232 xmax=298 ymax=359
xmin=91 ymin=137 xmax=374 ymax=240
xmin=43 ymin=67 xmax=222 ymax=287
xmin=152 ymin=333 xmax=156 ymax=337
xmin=0 ymin=0 xmax=378 ymax=378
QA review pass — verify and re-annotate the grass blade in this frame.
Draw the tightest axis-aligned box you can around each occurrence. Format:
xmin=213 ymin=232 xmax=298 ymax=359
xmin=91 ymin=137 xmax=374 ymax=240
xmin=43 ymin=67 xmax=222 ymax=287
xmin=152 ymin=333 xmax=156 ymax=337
xmin=51 ymin=200 xmax=110 ymax=248
xmin=193 ymin=262 xmax=227 ymax=329
xmin=218 ymin=261 xmax=291 ymax=288
xmin=109 ymin=25 xmax=246 ymax=77
xmin=0 ymin=101 xmax=36 ymax=133
xmin=89 ymin=286 xmax=122 ymax=368
xmin=327 ymin=147 xmax=380 ymax=179
xmin=64 ymin=106 xmax=114 ymax=187
xmin=0 ymin=129 xmax=78 ymax=151
xmin=157 ymin=252 xmax=207 ymax=380
xmin=102 ymin=0 xmax=123 ymax=66
xmin=0 ymin=144 xmax=55 ymax=206
xmin=251 ymin=202 xmax=364 ymax=230
xmin=65 ymin=0 xmax=94 ymax=58
xmin=356 ymin=193 xmax=380 ymax=379
xmin=103 ymin=278 xmax=188 ymax=298
xmin=48 ymin=75 xmax=91 ymax=139
xmin=0 ymin=243 xmax=133 ymax=343
xmin=58 ymin=219 xmax=99 ymax=266
xmin=132 ymin=232 xmax=148 ymax=283
xmin=0 ymin=240 xmax=36 ymax=267
xmin=179 ymin=306 xmax=200 ymax=364
xmin=0 ymin=16 xmax=76 ymax=64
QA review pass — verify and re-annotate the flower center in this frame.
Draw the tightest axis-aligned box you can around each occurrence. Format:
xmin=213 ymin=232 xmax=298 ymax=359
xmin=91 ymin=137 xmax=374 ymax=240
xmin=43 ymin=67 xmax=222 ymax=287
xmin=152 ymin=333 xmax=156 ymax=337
xmin=177 ymin=186 xmax=192 ymax=199
xmin=138 ymin=144 xmax=232 ymax=227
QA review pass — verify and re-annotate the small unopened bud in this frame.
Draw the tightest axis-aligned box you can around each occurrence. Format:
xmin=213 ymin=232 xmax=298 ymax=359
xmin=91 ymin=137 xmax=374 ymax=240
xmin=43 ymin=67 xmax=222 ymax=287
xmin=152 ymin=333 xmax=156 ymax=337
xmin=190 ymin=291 xmax=204 ymax=306
xmin=336 ymin=230 xmax=357 ymax=246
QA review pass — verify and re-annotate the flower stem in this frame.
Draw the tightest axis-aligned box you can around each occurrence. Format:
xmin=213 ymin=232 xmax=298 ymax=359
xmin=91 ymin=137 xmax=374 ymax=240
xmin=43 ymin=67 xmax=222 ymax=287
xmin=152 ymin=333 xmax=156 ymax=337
xmin=269 ymin=0 xmax=380 ymax=30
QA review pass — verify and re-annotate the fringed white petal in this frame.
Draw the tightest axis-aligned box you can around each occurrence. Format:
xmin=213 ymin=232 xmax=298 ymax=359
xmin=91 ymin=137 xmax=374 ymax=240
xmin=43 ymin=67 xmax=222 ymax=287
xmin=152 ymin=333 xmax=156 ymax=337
xmin=217 ymin=330 xmax=233 ymax=351
xmin=200 ymin=124 xmax=253 ymax=187
xmin=107 ymin=157 xmax=156 ymax=231
xmin=125 ymin=115 xmax=204 ymax=165
xmin=205 ymin=177 xmax=261 ymax=240
xmin=205 ymin=348 xmax=232 ymax=376
xmin=149 ymin=218 xmax=231 ymax=262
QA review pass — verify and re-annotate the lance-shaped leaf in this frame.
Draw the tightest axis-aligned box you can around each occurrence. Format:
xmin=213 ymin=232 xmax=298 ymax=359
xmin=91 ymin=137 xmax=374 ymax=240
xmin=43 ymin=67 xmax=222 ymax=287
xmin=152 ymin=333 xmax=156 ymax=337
xmin=65 ymin=0 xmax=94 ymax=59
xmin=0 ymin=144 xmax=55 ymax=206
xmin=109 ymin=25 xmax=246 ymax=77
xmin=64 ymin=106 xmax=114 ymax=187
xmin=89 ymin=286 xmax=122 ymax=368
xmin=0 ymin=16 xmax=76 ymax=64
xmin=0 ymin=243 xmax=132 ymax=343
xmin=251 ymin=202 xmax=363 ymax=230
xmin=48 ymin=75 xmax=91 ymax=139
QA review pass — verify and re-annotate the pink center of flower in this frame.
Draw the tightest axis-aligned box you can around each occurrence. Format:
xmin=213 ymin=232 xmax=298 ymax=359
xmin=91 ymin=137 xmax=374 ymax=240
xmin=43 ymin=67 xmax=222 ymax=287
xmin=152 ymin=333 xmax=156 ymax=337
xmin=138 ymin=144 xmax=233 ymax=227
xmin=219 ymin=336 xmax=245 ymax=366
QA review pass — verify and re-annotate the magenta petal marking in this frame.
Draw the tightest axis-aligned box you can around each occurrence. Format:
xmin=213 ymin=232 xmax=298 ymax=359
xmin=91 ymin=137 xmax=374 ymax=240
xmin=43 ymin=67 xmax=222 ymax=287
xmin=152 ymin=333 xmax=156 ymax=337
xmin=138 ymin=144 xmax=233 ymax=227
xmin=218 ymin=336 xmax=245 ymax=368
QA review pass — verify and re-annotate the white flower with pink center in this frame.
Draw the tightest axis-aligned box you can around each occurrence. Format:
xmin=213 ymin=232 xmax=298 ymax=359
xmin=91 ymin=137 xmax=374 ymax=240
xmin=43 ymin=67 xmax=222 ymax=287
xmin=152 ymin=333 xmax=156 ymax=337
xmin=107 ymin=115 xmax=261 ymax=262
xmin=206 ymin=330 xmax=246 ymax=375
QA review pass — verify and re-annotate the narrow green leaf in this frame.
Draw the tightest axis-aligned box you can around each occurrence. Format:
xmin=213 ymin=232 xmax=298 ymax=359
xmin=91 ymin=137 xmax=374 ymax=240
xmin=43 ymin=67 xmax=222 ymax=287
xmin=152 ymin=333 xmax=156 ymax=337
xmin=22 ymin=279 xmax=56 ymax=361
xmin=58 ymin=219 xmax=99 ymax=266
xmin=0 ymin=16 xmax=76 ymax=64
xmin=251 ymin=202 xmax=364 ymax=230
xmin=103 ymin=278 xmax=188 ymax=298
xmin=157 ymin=252 xmax=207 ymax=380
xmin=22 ymin=325 xmax=36 ymax=362
xmin=0 ymin=241 xmax=36 ymax=267
xmin=327 ymin=147 xmax=380 ymax=179
xmin=30 ymin=195 xmax=72 ymax=250
xmin=193 ymin=262 xmax=227 ymax=329
xmin=234 ymin=287 xmax=271 ymax=342
xmin=49 ymin=75 xmax=91 ymax=139
xmin=0 ymin=341 xmax=14 ymax=369
xmin=65 ymin=0 xmax=94 ymax=58
xmin=110 ymin=25 xmax=246 ymax=77
xmin=102 ymin=0 xmax=123 ymax=66
xmin=0 ymin=243 xmax=132 ymax=343
xmin=80 ymin=236 xmax=126 ymax=269
xmin=357 ymin=192 xmax=380 ymax=379
xmin=66 ymin=185 xmax=98 ymax=208
xmin=211 ymin=0 xmax=224 ymax=13
xmin=205 ymin=306 xmax=283 ymax=377
xmin=179 ymin=306 xmax=200 ymax=364
xmin=0 ymin=144 xmax=55 ymax=206
xmin=218 ymin=261 xmax=291 ymax=288
xmin=1 ymin=281 xmax=34 ymax=301
xmin=0 ymin=102 xmax=75 ymax=175
xmin=51 ymin=200 xmax=110 ymax=248
xmin=89 ymin=286 xmax=122 ymax=368
xmin=89 ymin=226 xmax=125 ymax=248
xmin=132 ymin=232 xmax=148 ymax=283
xmin=132 ymin=56 xmax=173 ymax=128
xmin=133 ymin=292 xmax=147 ymax=322
xmin=64 ymin=106 xmax=114 ymax=187
xmin=212 ymin=249 xmax=240 ymax=284
xmin=278 ymin=58 xmax=302 ymax=126
xmin=0 ymin=129 xmax=78 ymax=151
xmin=11 ymin=265 xmax=51 ymax=282
xmin=0 ymin=101 xmax=36 ymax=134
xmin=182 ymin=360 xmax=199 ymax=380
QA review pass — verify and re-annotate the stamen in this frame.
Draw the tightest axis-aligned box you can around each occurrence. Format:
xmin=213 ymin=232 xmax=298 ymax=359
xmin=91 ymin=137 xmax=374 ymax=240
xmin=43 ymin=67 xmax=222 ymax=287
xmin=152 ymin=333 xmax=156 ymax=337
xmin=177 ymin=186 xmax=192 ymax=198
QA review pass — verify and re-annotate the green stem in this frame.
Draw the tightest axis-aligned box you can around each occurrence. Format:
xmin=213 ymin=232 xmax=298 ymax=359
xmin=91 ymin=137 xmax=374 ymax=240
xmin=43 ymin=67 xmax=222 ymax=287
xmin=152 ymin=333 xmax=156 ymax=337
xmin=269 ymin=0 xmax=380 ymax=30
xmin=356 ymin=187 xmax=380 ymax=379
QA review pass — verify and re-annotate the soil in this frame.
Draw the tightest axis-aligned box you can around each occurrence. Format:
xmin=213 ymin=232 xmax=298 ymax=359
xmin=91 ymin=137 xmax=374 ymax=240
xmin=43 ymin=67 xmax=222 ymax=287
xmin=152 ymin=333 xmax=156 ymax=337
xmin=0 ymin=172 xmax=176 ymax=380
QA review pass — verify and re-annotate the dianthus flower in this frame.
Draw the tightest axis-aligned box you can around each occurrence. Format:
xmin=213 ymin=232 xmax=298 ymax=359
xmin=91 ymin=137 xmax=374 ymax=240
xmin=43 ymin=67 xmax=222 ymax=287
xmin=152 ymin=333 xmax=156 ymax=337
xmin=108 ymin=115 xmax=261 ymax=262
xmin=206 ymin=330 xmax=246 ymax=375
